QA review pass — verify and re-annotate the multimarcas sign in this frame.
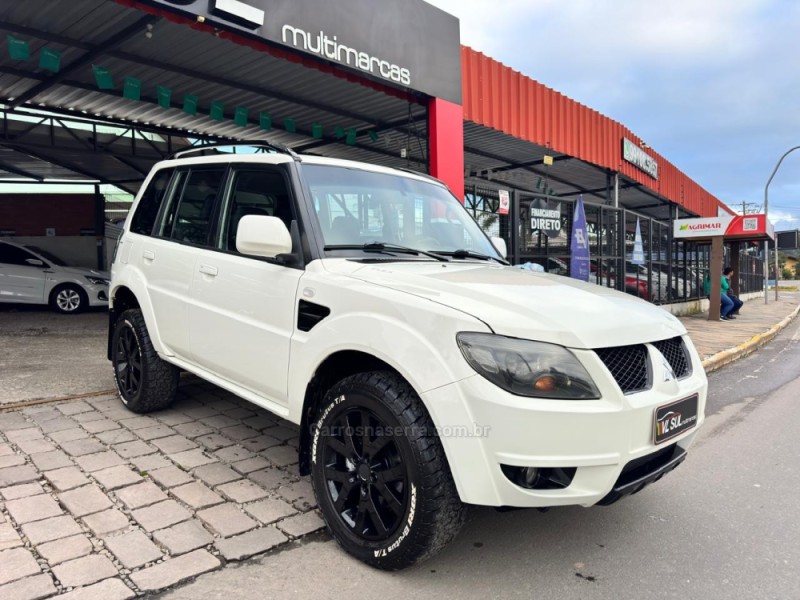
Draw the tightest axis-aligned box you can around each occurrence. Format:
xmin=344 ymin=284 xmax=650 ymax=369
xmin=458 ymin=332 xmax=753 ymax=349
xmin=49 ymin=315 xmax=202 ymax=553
xmin=281 ymin=25 xmax=411 ymax=86
xmin=144 ymin=0 xmax=461 ymax=102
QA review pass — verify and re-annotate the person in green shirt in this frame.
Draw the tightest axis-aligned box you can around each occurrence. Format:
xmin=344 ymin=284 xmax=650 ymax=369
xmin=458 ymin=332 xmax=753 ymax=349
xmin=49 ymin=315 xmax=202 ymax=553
xmin=723 ymin=266 xmax=744 ymax=315
xmin=703 ymin=269 xmax=735 ymax=320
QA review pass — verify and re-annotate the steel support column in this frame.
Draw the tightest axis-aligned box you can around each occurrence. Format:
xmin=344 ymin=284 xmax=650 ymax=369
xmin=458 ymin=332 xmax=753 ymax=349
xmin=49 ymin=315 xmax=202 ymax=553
xmin=428 ymin=98 xmax=464 ymax=200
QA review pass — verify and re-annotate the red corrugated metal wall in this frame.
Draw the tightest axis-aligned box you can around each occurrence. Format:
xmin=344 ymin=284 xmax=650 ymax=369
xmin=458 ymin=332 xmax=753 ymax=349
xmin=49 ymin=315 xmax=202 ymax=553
xmin=461 ymin=47 xmax=724 ymax=217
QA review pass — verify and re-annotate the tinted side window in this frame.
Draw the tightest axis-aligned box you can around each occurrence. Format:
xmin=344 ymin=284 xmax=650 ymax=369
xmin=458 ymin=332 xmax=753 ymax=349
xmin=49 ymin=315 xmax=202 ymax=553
xmin=130 ymin=169 xmax=173 ymax=236
xmin=167 ymin=168 xmax=226 ymax=246
xmin=218 ymin=167 xmax=293 ymax=253
xmin=0 ymin=243 xmax=38 ymax=266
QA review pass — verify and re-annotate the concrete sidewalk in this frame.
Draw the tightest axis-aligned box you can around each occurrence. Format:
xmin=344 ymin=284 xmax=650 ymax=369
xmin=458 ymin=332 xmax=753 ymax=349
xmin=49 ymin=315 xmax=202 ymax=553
xmin=678 ymin=292 xmax=800 ymax=373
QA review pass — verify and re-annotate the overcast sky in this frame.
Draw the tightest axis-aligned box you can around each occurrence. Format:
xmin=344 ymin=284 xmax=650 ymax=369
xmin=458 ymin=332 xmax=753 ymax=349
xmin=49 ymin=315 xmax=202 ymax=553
xmin=426 ymin=0 xmax=800 ymax=230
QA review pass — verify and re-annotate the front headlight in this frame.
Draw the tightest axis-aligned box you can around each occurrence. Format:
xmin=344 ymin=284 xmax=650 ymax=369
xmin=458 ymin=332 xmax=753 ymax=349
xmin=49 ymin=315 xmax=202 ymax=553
xmin=456 ymin=332 xmax=600 ymax=399
xmin=85 ymin=276 xmax=109 ymax=286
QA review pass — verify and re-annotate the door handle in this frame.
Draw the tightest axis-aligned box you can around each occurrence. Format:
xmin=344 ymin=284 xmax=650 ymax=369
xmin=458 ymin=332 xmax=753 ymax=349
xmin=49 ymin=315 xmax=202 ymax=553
xmin=142 ymin=250 xmax=155 ymax=261
xmin=199 ymin=264 xmax=218 ymax=277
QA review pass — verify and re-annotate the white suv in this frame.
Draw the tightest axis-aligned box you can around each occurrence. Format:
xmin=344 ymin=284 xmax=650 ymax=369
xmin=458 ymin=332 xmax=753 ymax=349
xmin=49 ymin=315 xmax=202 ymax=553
xmin=109 ymin=144 xmax=707 ymax=569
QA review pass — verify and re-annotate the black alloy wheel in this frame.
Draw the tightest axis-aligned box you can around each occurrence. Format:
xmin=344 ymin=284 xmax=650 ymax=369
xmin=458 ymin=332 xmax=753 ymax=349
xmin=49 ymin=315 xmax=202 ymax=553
xmin=311 ymin=371 xmax=466 ymax=570
xmin=114 ymin=323 xmax=142 ymax=400
xmin=321 ymin=406 xmax=409 ymax=542
xmin=111 ymin=309 xmax=178 ymax=413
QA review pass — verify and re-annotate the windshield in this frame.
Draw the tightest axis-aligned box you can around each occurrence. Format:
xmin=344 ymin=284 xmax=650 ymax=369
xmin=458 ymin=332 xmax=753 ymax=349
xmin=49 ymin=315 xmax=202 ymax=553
xmin=25 ymin=246 xmax=66 ymax=266
xmin=303 ymin=165 xmax=500 ymax=259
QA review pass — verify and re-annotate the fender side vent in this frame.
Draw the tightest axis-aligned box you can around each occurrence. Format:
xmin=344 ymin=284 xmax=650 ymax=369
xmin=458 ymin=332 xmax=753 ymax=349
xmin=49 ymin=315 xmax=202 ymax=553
xmin=298 ymin=300 xmax=330 ymax=332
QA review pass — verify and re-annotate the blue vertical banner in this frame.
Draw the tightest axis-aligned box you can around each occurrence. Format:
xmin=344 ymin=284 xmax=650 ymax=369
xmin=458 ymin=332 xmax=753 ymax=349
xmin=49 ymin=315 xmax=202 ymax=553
xmin=570 ymin=195 xmax=590 ymax=281
xmin=632 ymin=217 xmax=645 ymax=265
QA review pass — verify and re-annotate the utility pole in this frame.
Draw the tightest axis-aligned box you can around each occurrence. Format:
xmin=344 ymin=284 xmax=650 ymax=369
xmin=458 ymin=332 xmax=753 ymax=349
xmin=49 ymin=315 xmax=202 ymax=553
xmin=740 ymin=201 xmax=759 ymax=215
xmin=764 ymin=145 xmax=800 ymax=302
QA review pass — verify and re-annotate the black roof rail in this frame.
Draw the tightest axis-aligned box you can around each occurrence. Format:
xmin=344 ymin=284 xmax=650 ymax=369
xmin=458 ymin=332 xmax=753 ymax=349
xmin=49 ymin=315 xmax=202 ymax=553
xmin=168 ymin=141 xmax=302 ymax=161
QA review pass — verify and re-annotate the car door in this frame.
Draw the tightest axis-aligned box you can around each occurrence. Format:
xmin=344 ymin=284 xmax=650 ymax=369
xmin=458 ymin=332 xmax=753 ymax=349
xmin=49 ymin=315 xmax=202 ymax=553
xmin=135 ymin=166 xmax=226 ymax=360
xmin=187 ymin=165 xmax=302 ymax=407
xmin=0 ymin=242 xmax=47 ymax=304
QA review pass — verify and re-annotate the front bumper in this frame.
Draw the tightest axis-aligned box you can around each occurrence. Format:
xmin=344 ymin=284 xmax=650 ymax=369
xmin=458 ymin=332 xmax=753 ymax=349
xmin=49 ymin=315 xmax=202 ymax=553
xmin=596 ymin=443 xmax=687 ymax=506
xmin=86 ymin=284 xmax=109 ymax=307
xmin=420 ymin=339 xmax=707 ymax=508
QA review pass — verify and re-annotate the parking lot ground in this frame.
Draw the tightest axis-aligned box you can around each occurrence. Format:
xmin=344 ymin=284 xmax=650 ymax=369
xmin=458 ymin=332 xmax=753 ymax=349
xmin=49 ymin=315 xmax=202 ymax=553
xmin=0 ymin=378 xmax=324 ymax=599
xmin=0 ymin=306 xmax=113 ymax=405
xmin=1 ymin=294 xmax=799 ymax=598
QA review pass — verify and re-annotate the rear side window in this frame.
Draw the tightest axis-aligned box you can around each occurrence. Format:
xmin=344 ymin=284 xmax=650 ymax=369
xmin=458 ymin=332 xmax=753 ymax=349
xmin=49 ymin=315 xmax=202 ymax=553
xmin=130 ymin=169 xmax=173 ymax=236
xmin=167 ymin=168 xmax=226 ymax=246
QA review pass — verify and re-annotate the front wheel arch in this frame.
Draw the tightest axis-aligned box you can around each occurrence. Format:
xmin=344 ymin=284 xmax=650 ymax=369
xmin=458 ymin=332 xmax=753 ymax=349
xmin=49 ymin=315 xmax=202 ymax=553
xmin=310 ymin=370 xmax=466 ymax=569
xmin=298 ymin=351 xmax=404 ymax=476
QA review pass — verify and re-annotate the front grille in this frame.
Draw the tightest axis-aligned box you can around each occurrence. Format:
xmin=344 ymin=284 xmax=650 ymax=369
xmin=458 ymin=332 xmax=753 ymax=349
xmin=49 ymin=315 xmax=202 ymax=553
xmin=595 ymin=344 xmax=650 ymax=394
xmin=652 ymin=337 xmax=691 ymax=379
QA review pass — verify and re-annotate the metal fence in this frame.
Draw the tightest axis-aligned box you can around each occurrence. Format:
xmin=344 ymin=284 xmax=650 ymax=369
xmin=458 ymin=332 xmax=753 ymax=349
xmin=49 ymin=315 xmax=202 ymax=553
xmin=468 ymin=188 xmax=764 ymax=305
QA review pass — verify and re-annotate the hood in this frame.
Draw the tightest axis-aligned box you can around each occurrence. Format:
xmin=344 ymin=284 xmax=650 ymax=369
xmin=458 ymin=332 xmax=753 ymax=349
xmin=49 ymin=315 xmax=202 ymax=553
xmin=325 ymin=260 xmax=686 ymax=349
xmin=60 ymin=266 xmax=110 ymax=281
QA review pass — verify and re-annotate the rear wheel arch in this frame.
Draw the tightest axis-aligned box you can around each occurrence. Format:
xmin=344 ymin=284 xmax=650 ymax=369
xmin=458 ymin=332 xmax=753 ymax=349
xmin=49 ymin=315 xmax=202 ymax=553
xmin=111 ymin=307 xmax=179 ymax=413
xmin=108 ymin=286 xmax=141 ymax=360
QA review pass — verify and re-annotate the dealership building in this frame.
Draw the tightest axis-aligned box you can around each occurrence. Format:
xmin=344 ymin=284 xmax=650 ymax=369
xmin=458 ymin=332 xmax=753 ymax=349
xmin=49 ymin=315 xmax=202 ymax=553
xmin=0 ymin=0 xmax=767 ymax=305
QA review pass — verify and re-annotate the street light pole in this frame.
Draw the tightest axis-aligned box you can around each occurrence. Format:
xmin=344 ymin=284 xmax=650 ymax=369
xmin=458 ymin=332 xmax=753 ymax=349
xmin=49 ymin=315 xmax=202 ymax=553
xmin=764 ymin=145 xmax=800 ymax=303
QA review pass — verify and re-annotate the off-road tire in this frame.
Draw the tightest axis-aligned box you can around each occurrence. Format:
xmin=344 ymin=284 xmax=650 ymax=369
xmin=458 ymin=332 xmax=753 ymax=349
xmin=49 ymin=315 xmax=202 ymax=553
xmin=310 ymin=370 xmax=467 ymax=570
xmin=111 ymin=308 xmax=178 ymax=413
xmin=50 ymin=284 xmax=87 ymax=314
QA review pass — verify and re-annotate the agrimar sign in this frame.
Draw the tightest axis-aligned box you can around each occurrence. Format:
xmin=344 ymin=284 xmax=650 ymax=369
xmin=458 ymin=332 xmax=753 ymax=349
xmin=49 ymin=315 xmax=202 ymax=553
xmin=673 ymin=214 xmax=775 ymax=240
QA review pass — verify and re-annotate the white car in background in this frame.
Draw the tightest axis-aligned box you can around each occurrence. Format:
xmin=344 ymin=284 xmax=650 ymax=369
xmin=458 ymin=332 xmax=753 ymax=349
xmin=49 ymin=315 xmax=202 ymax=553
xmin=0 ymin=239 xmax=109 ymax=313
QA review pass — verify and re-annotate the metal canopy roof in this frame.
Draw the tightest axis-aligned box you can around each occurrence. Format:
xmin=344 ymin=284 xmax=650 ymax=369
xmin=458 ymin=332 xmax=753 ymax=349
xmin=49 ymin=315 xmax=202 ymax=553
xmin=0 ymin=0 xmax=429 ymax=189
xmin=462 ymin=122 xmax=691 ymax=220
xmin=0 ymin=0 xmax=684 ymax=222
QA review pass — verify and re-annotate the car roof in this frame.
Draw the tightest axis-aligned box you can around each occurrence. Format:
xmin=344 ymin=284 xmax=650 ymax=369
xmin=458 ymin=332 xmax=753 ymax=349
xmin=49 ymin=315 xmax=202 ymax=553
xmin=151 ymin=152 xmax=445 ymax=188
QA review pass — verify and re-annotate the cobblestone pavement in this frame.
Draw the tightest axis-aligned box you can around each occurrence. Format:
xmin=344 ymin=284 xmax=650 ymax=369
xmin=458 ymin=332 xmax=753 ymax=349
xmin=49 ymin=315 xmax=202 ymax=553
xmin=0 ymin=377 xmax=324 ymax=599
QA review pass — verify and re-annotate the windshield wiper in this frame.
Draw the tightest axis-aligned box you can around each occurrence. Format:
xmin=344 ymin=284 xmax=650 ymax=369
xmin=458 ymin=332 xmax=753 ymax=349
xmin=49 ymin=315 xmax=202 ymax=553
xmin=430 ymin=249 xmax=509 ymax=265
xmin=324 ymin=242 xmax=448 ymax=262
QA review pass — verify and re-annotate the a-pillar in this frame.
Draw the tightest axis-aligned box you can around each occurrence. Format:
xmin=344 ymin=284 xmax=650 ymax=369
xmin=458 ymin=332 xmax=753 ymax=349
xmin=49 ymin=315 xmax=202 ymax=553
xmin=428 ymin=97 xmax=464 ymax=201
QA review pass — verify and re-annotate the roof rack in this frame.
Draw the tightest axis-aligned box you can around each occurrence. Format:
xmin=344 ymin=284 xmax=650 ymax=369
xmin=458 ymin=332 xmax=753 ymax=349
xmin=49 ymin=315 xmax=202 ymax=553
xmin=168 ymin=141 xmax=301 ymax=161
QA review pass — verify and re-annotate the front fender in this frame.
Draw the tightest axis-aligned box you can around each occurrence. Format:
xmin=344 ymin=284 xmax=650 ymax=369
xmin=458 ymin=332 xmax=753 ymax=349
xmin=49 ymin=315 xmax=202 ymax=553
xmin=286 ymin=306 xmax=487 ymax=424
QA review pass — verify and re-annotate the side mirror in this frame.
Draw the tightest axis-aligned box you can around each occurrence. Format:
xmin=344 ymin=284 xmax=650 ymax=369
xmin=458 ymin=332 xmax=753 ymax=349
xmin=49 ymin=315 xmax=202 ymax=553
xmin=236 ymin=215 xmax=292 ymax=258
xmin=25 ymin=258 xmax=45 ymax=267
xmin=490 ymin=236 xmax=507 ymax=259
